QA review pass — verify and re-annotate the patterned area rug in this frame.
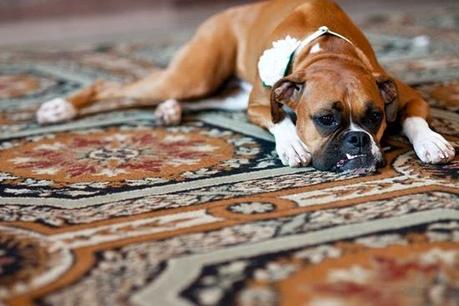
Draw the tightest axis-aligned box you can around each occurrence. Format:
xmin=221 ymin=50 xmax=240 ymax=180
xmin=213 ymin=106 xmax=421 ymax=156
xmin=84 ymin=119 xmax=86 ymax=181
xmin=1 ymin=7 xmax=459 ymax=306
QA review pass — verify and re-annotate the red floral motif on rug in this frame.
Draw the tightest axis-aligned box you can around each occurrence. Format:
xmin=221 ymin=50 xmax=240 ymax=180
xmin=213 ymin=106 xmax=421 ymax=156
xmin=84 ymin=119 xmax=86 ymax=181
xmin=277 ymin=244 xmax=459 ymax=306
xmin=0 ymin=127 xmax=234 ymax=182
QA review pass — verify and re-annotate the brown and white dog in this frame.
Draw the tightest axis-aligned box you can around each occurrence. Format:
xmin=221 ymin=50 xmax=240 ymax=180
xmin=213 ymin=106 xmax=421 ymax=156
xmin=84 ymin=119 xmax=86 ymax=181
xmin=36 ymin=0 xmax=456 ymax=172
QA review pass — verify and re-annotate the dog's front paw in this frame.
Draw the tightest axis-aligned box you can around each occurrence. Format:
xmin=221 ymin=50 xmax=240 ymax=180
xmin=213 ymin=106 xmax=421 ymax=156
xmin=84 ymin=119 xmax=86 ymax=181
xmin=269 ymin=117 xmax=311 ymax=167
xmin=36 ymin=98 xmax=77 ymax=124
xmin=412 ymin=131 xmax=455 ymax=164
xmin=270 ymin=117 xmax=311 ymax=168
xmin=275 ymin=136 xmax=312 ymax=167
xmin=154 ymin=99 xmax=182 ymax=126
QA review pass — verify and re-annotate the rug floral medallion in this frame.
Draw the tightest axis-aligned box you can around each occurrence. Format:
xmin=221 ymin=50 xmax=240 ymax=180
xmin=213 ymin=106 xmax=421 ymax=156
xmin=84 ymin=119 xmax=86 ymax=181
xmin=0 ymin=8 xmax=459 ymax=306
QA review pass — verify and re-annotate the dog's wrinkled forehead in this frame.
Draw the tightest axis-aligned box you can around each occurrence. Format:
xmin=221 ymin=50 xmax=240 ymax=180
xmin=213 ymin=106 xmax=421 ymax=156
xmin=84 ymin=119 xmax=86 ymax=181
xmin=303 ymin=71 xmax=383 ymax=119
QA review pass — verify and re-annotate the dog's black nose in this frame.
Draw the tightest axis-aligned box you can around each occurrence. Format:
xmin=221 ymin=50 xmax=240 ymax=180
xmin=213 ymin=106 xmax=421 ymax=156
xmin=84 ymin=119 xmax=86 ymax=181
xmin=345 ymin=131 xmax=370 ymax=150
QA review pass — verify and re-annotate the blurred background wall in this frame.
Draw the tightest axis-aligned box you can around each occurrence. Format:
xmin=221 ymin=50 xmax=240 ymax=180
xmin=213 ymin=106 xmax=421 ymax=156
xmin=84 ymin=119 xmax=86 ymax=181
xmin=0 ymin=0 xmax=456 ymax=47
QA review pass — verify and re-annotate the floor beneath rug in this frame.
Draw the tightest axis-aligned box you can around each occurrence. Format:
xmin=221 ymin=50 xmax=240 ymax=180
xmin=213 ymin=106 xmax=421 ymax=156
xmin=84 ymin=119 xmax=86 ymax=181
xmin=0 ymin=4 xmax=458 ymax=306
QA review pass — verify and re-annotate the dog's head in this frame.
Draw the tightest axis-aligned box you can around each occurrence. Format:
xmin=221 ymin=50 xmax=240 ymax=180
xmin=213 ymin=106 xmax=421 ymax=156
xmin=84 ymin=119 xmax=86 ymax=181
xmin=270 ymin=59 xmax=398 ymax=172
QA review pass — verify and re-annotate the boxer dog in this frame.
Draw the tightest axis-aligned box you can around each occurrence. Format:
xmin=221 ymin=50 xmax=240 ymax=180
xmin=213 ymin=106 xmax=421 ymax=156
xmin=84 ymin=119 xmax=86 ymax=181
xmin=36 ymin=0 xmax=456 ymax=172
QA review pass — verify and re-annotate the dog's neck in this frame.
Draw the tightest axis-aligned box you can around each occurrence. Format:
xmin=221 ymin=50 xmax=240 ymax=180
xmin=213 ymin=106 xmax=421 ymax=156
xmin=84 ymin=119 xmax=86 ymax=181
xmin=292 ymin=35 xmax=371 ymax=73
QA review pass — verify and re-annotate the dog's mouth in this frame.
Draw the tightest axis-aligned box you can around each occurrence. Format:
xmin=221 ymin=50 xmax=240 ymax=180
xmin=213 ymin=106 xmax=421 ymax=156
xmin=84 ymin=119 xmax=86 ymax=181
xmin=333 ymin=153 xmax=377 ymax=174
xmin=345 ymin=153 xmax=366 ymax=161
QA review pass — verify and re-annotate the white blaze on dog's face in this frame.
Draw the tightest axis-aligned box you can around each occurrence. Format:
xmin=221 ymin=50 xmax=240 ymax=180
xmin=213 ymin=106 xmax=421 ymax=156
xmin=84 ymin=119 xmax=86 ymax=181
xmin=270 ymin=65 xmax=398 ymax=172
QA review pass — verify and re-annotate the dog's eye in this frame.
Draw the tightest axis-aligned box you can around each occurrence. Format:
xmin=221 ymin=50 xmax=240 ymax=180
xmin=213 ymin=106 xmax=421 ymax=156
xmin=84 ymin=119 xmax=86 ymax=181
xmin=369 ymin=111 xmax=382 ymax=122
xmin=317 ymin=114 xmax=336 ymax=126
xmin=361 ymin=109 xmax=383 ymax=133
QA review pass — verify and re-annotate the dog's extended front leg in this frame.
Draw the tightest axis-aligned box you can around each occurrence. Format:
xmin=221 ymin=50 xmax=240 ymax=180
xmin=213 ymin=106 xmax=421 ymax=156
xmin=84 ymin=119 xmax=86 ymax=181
xmin=401 ymin=97 xmax=455 ymax=164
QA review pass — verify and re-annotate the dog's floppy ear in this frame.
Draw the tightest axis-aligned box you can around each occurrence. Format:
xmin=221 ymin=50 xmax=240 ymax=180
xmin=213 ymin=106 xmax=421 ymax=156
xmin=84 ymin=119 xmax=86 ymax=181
xmin=375 ymin=75 xmax=399 ymax=123
xmin=270 ymin=77 xmax=304 ymax=123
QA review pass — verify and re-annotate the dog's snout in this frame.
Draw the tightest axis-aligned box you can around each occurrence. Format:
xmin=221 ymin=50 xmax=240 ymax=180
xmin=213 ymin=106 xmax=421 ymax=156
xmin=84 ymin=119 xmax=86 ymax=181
xmin=345 ymin=131 xmax=370 ymax=150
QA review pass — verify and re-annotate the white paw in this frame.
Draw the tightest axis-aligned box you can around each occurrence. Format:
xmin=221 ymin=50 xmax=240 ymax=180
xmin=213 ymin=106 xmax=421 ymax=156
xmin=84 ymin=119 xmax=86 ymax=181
xmin=412 ymin=131 xmax=455 ymax=164
xmin=154 ymin=99 xmax=182 ymax=125
xmin=275 ymin=136 xmax=312 ymax=167
xmin=270 ymin=117 xmax=312 ymax=168
xmin=36 ymin=98 xmax=77 ymax=124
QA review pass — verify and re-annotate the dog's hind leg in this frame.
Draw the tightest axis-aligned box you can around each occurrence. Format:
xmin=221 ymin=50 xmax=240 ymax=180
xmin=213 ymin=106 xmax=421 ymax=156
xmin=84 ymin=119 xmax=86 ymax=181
xmin=36 ymin=11 xmax=237 ymax=124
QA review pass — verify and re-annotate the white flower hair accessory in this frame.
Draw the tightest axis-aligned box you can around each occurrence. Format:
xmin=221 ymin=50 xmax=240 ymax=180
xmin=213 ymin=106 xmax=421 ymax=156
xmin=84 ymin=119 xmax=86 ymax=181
xmin=258 ymin=26 xmax=354 ymax=88
xmin=258 ymin=35 xmax=301 ymax=88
